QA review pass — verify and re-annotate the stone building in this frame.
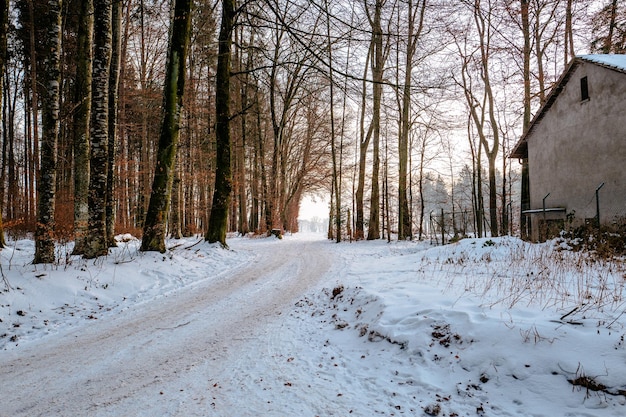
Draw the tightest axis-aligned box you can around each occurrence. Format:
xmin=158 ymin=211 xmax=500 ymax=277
xmin=510 ymin=55 xmax=626 ymax=240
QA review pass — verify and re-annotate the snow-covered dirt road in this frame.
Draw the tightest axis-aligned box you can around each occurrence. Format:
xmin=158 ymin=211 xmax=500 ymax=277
xmin=0 ymin=237 xmax=334 ymax=417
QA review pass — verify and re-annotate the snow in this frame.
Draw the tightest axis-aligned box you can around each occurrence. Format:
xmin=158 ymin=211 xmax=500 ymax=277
xmin=1 ymin=233 xmax=626 ymax=416
xmin=580 ymin=54 xmax=626 ymax=71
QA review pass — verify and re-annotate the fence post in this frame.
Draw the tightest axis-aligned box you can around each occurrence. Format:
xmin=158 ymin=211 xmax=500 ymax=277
xmin=429 ymin=211 xmax=434 ymax=245
xmin=441 ymin=208 xmax=445 ymax=245
xmin=542 ymin=193 xmax=550 ymax=241
xmin=506 ymin=202 xmax=512 ymax=236
xmin=596 ymin=182 xmax=605 ymax=228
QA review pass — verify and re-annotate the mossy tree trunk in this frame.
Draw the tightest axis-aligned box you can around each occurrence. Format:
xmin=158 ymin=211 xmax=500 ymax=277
xmin=206 ymin=0 xmax=235 ymax=247
xmin=141 ymin=0 xmax=193 ymax=253
xmin=71 ymin=0 xmax=93 ymax=255
xmin=106 ymin=0 xmax=123 ymax=247
xmin=33 ymin=0 xmax=62 ymax=264
xmin=84 ymin=0 xmax=112 ymax=259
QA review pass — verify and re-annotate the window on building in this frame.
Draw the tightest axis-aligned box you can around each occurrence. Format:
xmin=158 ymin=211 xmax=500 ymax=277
xmin=580 ymin=76 xmax=589 ymax=101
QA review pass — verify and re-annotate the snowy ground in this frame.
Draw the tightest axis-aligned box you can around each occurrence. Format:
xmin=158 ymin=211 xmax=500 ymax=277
xmin=1 ymin=232 xmax=626 ymax=416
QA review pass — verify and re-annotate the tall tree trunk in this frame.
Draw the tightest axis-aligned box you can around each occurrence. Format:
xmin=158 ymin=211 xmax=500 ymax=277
xmin=33 ymin=0 xmax=62 ymax=264
xmin=325 ymin=0 xmax=341 ymax=243
xmin=106 ymin=0 xmax=123 ymax=247
xmin=474 ymin=141 xmax=484 ymax=238
xmin=398 ymin=0 xmax=426 ymax=241
xmin=0 ymin=0 xmax=8 ymax=248
xmin=117 ymin=0 xmax=131 ymax=230
xmin=236 ymin=31 xmax=250 ymax=236
xmin=355 ymin=42 xmax=373 ymax=240
xmin=83 ymin=0 xmax=113 ymax=259
xmin=71 ymin=0 xmax=94 ymax=255
xmin=473 ymin=0 xmax=499 ymax=238
xmin=138 ymin=0 xmax=149 ymax=228
xmin=206 ymin=0 xmax=235 ymax=247
xmin=520 ymin=0 xmax=531 ymax=239
xmin=27 ymin=0 xmax=39 ymax=228
xmin=141 ymin=0 xmax=192 ymax=253
xmin=564 ymin=0 xmax=574 ymax=64
xmin=604 ymin=0 xmax=619 ymax=53
xmin=534 ymin=6 xmax=546 ymax=105
xmin=501 ymin=136 xmax=508 ymax=235
xmin=257 ymin=86 xmax=270 ymax=234
xmin=170 ymin=165 xmax=183 ymax=239
xmin=237 ymin=112 xmax=249 ymax=235
xmin=6 ymin=71 xmax=19 ymax=224
xmin=1 ymin=80 xmax=6 ymax=234
xmin=249 ymin=78 xmax=260 ymax=233
xmin=250 ymin=112 xmax=260 ymax=232
xmin=417 ymin=141 xmax=425 ymax=240
xmin=367 ymin=0 xmax=384 ymax=241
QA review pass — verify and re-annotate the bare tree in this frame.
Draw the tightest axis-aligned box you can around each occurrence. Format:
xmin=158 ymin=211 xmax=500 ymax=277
xmin=564 ymin=0 xmax=575 ymax=63
xmin=323 ymin=0 xmax=341 ymax=242
xmin=456 ymin=0 xmax=502 ymax=237
xmin=397 ymin=0 xmax=427 ymax=240
xmin=591 ymin=0 xmax=626 ymax=53
xmin=354 ymin=41 xmax=373 ymax=240
xmin=366 ymin=0 xmax=385 ymax=240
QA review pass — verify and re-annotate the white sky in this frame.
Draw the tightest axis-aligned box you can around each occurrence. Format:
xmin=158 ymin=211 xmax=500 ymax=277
xmin=299 ymin=194 xmax=330 ymax=220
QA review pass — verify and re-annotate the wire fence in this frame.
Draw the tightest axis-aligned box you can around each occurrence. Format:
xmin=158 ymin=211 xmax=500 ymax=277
xmin=317 ymin=206 xmax=512 ymax=245
xmin=426 ymin=209 xmax=479 ymax=245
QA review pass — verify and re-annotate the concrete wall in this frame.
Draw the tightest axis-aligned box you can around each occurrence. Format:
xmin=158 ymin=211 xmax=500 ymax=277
xmin=527 ymin=62 xmax=626 ymax=238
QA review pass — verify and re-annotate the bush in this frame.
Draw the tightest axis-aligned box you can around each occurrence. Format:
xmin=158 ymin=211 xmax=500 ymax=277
xmin=559 ymin=221 xmax=626 ymax=258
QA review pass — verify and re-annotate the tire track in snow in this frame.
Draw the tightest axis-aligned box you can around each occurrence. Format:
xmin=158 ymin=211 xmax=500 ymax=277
xmin=0 ymin=238 xmax=333 ymax=417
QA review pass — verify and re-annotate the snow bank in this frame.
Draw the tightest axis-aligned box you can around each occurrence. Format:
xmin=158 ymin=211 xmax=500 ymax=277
xmin=310 ymin=237 xmax=626 ymax=416
xmin=0 ymin=236 xmax=252 ymax=350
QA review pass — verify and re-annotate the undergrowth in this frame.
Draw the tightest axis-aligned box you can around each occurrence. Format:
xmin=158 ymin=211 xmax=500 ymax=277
xmin=437 ymin=237 xmax=626 ymax=324
xmin=558 ymin=223 xmax=626 ymax=259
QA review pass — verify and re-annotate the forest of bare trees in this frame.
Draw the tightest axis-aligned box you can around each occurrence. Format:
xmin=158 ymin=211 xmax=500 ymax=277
xmin=0 ymin=0 xmax=622 ymax=261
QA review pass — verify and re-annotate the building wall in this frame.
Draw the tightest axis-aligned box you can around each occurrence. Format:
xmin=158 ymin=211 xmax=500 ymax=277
xmin=527 ymin=62 xmax=626 ymax=238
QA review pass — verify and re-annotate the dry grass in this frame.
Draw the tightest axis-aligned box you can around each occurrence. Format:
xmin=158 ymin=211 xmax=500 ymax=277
xmin=435 ymin=238 xmax=626 ymax=324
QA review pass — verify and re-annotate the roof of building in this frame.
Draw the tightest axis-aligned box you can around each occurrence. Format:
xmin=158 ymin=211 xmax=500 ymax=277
xmin=509 ymin=54 xmax=626 ymax=159
xmin=580 ymin=54 xmax=626 ymax=71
